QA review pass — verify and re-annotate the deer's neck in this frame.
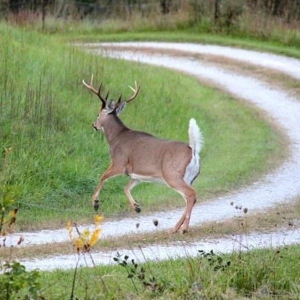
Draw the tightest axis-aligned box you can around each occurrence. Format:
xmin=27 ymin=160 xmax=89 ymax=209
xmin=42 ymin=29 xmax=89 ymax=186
xmin=102 ymin=114 xmax=128 ymax=145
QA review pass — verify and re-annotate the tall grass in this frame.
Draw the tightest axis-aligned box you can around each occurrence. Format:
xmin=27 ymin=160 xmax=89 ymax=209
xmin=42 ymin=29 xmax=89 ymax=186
xmin=38 ymin=245 xmax=300 ymax=299
xmin=6 ymin=0 xmax=299 ymax=49
xmin=0 ymin=23 xmax=282 ymax=230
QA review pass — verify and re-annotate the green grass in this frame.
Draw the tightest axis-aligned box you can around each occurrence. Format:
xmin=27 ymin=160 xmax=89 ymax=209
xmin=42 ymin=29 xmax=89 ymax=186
xmin=0 ymin=22 xmax=283 ymax=231
xmin=68 ymin=30 xmax=300 ymax=59
xmin=35 ymin=244 xmax=300 ymax=299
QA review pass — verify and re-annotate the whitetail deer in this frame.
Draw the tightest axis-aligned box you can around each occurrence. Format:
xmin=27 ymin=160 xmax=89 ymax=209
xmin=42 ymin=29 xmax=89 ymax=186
xmin=83 ymin=75 xmax=203 ymax=233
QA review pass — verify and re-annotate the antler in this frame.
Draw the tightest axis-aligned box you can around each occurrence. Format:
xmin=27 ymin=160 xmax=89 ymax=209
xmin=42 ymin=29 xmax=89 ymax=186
xmin=82 ymin=75 xmax=107 ymax=107
xmin=125 ymin=81 xmax=140 ymax=103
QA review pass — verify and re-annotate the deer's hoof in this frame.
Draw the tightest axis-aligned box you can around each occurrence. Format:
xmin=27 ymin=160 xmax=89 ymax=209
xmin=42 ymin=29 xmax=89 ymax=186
xmin=93 ymin=200 xmax=99 ymax=212
xmin=135 ymin=206 xmax=141 ymax=213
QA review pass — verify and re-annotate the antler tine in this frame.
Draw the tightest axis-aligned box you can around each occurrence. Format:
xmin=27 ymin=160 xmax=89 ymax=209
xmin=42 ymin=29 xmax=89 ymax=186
xmin=116 ymin=94 xmax=122 ymax=105
xmin=105 ymin=91 xmax=110 ymax=101
xmin=126 ymin=81 xmax=140 ymax=103
xmin=82 ymin=75 xmax=107 ymax=104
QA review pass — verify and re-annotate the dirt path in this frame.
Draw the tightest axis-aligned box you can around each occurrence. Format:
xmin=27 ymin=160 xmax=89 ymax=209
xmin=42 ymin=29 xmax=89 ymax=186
xmin=4 ymin=43 xmax=300 ymax=270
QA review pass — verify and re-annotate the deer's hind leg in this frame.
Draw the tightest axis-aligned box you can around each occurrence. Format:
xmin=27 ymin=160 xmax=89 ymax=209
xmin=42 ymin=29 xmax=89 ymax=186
xmin=165 ymin=178 xmax=196 ymax=234
xmin=92 ymin=163 xmax=123 ymax=211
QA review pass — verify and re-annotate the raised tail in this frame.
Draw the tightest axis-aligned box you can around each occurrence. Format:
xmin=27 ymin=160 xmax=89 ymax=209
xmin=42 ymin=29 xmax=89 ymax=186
xmin=188 ymin=118 xmax=204 ymax=155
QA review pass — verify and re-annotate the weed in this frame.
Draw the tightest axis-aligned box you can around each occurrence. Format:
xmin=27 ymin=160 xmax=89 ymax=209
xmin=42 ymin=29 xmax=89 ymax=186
xmin=198 ymin=249 xmax=231 ymax=272
xmin=113 ymin=252 xmax=168 ymax=295
xmin=67 ymin=214 xmax=108 ymax=298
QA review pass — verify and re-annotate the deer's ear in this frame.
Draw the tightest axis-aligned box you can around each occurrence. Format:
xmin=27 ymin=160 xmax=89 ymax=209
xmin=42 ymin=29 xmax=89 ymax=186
xmin=105 ymin=100 xmax=115 ymax=114
xmin=115 ymin=101 xmax=126 ymax=116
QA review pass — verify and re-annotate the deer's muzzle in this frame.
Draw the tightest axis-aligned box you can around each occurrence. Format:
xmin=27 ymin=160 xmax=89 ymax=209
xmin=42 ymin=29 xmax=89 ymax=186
xmin=92 ymin=123 xmax=99 ymax=131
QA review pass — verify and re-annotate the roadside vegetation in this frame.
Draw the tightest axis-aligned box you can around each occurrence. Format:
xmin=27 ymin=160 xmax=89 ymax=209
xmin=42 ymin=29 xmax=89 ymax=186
xmin=2 ymin=0 xmax=300 ymax=57
xmin=1 ymin=1 xmax=300 ymax=298
xmin=29 ymin=244 xmax=300 ymax=299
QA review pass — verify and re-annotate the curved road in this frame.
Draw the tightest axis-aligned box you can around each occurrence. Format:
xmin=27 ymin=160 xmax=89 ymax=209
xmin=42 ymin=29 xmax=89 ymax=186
xmin=3 ymin=42 xmax=300 ymax=270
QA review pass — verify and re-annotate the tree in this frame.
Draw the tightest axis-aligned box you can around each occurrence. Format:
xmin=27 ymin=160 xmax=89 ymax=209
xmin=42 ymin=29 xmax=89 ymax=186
xmin=9 ymin=0 xmax=20 ymax=13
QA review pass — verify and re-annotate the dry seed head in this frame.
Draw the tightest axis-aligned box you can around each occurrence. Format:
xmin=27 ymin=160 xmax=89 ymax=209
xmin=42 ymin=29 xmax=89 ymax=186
xmin=136 ymin=223 xmax=140 ymax=229
xmin=153 ymin=219 xmax=159 ymax=227
xmin=243 ymin=208 xmax=248 ymax=214
xmin=17 ymin=236 xmax=24 ymax=245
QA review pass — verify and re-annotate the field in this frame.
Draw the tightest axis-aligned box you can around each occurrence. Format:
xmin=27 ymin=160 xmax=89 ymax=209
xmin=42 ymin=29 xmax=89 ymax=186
xmin=1 ymin=6 xmax=300 ymax=298
xmin=0 ymin=23 xmax=282 ymax=231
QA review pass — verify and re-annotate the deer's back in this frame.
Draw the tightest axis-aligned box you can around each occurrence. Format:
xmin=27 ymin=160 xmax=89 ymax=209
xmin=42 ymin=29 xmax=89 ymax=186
xmin=111 ymin=130 xmax=192 ymax=179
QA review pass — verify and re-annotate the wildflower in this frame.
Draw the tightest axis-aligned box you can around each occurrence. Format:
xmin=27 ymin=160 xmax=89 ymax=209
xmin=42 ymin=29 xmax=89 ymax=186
xmin=67 ymin=215 xmax=104 ymax=253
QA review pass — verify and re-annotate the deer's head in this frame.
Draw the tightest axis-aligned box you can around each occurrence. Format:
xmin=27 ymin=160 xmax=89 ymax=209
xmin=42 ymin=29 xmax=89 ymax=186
xmin=83 ymin=75 xmax=140 ymax=131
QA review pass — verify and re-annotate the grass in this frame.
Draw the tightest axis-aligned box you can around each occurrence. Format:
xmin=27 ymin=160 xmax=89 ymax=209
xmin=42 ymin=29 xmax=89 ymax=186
xmin=68 ymin=30 xmax=300 ymax=59
xmin=0 ymin=8 xmax=299 ymax=299
xmin=0 ymin=22 xmax=283 ymax=231
xmin=34 ymin=244 xmax=300 ymax=299
xmin=31 ymin=8 xmax=300 ymax=59
xmin=0 ymin=12 xmax=299 ymax=300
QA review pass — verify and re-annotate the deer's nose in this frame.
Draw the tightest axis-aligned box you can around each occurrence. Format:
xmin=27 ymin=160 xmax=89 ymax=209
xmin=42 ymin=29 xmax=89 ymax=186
xmin=92 ymin=123 xmax=98 ymax=131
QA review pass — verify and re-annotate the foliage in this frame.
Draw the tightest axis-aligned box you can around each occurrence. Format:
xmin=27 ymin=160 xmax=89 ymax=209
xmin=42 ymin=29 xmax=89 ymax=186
xmin=113 ymin=253 xmax=168 ymax=295
xmin=0 ymin=148 xmax=18 ymax=236
xmin=0 ymin=148 xmax=43 ymax=300
xmin=67 ymin=214 xmax=103 ymax=253
xmin=0 ymin=261 xmax=43 ymax=300
xmin=67 ymin=214 xmax=106 ymax=299
xmin=34 ymin=244 xmax=300 ymax=299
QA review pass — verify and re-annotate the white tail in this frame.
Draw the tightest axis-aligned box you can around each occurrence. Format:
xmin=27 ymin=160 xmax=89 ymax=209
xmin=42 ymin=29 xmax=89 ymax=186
xmin=189 ymin=118 xmax=203 ymax=155
xmin=83 ymin=76 xmax=204 ymax=234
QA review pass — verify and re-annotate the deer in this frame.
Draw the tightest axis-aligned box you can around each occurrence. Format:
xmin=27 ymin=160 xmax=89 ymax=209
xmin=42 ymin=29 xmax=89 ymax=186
xmin=83 ymin=75 xmax=204 ymax=234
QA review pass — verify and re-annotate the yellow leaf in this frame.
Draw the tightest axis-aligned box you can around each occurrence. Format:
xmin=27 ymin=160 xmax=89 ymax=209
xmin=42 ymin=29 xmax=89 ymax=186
xmin=75 ymin=238 xmax=84 ymax=249
xmin=82 ymin=229 xmax=90 ymax=240
xmin=94 ymin=215 xmax=104 ymax=226
xmin=90 ymin=228 xmax=101 ymax=246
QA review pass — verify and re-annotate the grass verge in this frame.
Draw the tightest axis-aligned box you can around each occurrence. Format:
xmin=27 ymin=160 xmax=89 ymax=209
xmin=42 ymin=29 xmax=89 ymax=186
xmin=35 ymin=243 xmax=300 ymax=299
xmin=0 ymin=23 xmax=283 ymax=231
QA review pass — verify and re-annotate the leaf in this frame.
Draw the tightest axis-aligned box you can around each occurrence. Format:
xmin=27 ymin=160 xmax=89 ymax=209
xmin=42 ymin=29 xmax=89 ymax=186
xmin=94 ymin=215 xmax=104 ymax=225
xmin=90 ymin=228 xmax=101 ymax=246
xmin=82 ymin=229 xmax=90 ymax=241
xmin=74 ymin=238 xmax=84 ymax=250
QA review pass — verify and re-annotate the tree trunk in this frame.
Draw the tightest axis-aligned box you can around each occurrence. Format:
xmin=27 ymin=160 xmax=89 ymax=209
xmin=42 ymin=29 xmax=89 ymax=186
xmin=9 ymin=0 xmax=20 ymax=13
xmin=160 ymin=0 xmax=171 ymax=14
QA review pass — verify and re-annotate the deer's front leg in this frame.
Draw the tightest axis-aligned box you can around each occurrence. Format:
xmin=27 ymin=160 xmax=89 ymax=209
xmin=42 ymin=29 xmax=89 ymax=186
xmin=92 ymin=164 xmax=122 ymax=211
